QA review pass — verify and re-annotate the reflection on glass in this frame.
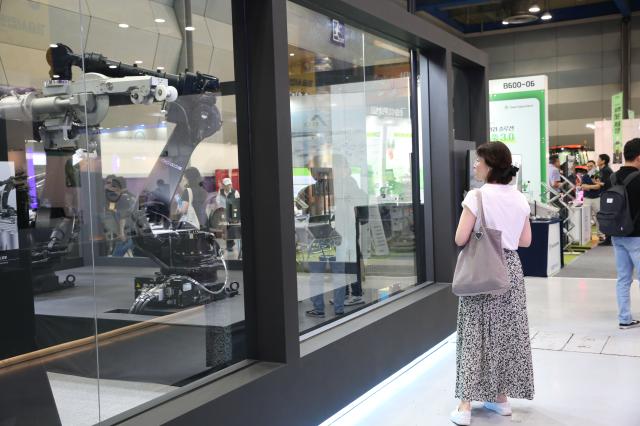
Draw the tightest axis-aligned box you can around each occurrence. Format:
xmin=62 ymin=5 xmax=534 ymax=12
xmin=0 ymin=1 xmax=244 ymax=424
xmin=288 ymin=2 xmax=418 ymax=334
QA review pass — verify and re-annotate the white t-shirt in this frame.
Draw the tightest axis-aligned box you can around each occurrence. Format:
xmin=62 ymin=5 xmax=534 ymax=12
xmin=462 ymin=184 xmax=530 ymax=250
xmin=547 ymin=165 xmax=561 ymax=187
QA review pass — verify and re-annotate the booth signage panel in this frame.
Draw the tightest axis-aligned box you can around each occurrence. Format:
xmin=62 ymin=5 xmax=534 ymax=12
xmin=612 ymin=92 xmax=624 ymax=164
xmin=489 ymin=76 xmax=548 ymax=201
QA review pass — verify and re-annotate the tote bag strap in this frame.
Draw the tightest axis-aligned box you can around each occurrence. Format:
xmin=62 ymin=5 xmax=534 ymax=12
xmin=475 ymin=190 xmax=487 ymax=230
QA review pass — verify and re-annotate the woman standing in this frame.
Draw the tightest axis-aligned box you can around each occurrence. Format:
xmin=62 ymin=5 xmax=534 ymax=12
xmin=178 ymin=167 xmax=208 ymax=229
xmin=450 ymin=142 xmax=534 ymax=425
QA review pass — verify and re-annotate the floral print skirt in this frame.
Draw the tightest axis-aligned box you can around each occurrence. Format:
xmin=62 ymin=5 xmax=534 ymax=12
xmin=455 ymin=249 xmax=534 ymax=402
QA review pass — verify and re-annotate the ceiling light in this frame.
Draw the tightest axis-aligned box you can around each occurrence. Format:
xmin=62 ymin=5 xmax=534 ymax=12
xmin=134 ymin=60 xmax=143 ymax=64
xmin=154 ymin=18 xmax=166 ymax=23
xmin=185 ymin=26 xmax=195 ymax=31
xmin=118 ymin=23 xmax=129 ymax=28
xmin=156 ymin=66 xmax=165 ymax=70
xmin=109 ymin=65 xmax=117 ymax=69
xmin=541 ymin=12 xmax=552 ymax=20
xmin=289 ymin=53 xmax=295 ymax=56
xmin=502 ymin=20 xmax=509 ymax=25
xmin=49 ymin=43 xmax=58 ymax=48
xmin=529 ymin=5 xmax=541 ymax=13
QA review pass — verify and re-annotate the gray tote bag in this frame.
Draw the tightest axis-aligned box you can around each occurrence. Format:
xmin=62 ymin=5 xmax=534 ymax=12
xmin=452 ymin=191 xmax=510 ymax=297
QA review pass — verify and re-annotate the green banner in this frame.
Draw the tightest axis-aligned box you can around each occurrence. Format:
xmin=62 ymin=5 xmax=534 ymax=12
xmin=612 ymin=92 xmax=623 ymax=164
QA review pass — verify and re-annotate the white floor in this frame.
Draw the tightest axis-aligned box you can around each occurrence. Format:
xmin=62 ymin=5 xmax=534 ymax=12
xmin=323 ymin=276 xmax=640 ymax=426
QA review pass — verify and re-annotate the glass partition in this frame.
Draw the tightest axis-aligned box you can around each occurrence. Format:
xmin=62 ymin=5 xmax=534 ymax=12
xmin=0 ymin=1 xmax=246 ymax=424
xmin=287 ymin=2 xmax=419 ymax=334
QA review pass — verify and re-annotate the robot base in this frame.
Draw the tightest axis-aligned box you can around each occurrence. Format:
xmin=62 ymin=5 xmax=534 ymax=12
xmin=32 ymin=271 xmax=76 ymax=294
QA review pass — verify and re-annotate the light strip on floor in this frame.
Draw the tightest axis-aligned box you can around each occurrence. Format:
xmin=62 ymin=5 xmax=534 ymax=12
xmin=319 ymin=333 xmax=456 ymax=425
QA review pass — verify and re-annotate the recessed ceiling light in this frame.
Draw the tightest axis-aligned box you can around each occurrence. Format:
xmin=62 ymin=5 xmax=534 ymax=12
xmin=135 ymin=60 xmax=143 ymax=64
xmin=49 ymin=43 xmax=58 ymax=48
xmin=118 ymin=23 xmax=129 ymax=28
xmin=289 ymin=53 xmax=295 ymax=56
xmin=154 ymin=18 xmax=166 ymax=23
xmin=156 ymin=66 xmax=165 ymax=70
xmin=541 ymin=12 xmax=552 ymax=20
xmin=529 ymin=5 xmax=541 ymax=13
xmin=185 ymin=26 xmax=195 ymax=31
xmin=109 ymin=65 xmax=117 ymax=69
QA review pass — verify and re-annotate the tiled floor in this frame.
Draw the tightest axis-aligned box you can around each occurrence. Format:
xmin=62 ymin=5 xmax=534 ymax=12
xmin=323 ymin=276 xmax=640 ymax=425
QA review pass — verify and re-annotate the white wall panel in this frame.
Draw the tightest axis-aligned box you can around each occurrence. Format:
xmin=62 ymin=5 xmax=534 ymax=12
xmin=190 ymin=13 xmax=212 ymax=45
xmin=210 ymin=47 xmax=233 ymax=81
xmin=204 ymin=0 xmax=231 ymax=25
xmin=153 ymin=34 xmax=181 ymax=73
xmin=29 ymin=0 xmax=88 ymax=14
xmin=0 ymin=0 xmax=85 ymax=52
xmin=85 ymin=0 xmax=154 ymax=31
xmin=0 ymin=42 xmax=49 ymax=87
xmin=86 ymin=16 xmax=158 ymax=66
xmin=557 ymin=118 xmax=603 ymax=136
xmin=514 ymin=56 xmax=557 ymax=75
xmin=556 ymin=25 xmax=602 ymax=55
xmin=149 ymin=1 xmax=181 ymax=38
xmin=555 ymin=86 xmax=604 ymax=104
xmin=193 ymin=42 xmax=213 ymax=74
xmin=206 ymin=18 xmax=232 ymax=50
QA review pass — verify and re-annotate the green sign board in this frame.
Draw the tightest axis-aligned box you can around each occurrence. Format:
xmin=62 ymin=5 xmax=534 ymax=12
xmin=612 ymin=92 xmax=623 ymax=164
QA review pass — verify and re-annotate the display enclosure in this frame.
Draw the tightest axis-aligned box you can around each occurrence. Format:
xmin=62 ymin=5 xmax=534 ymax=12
xmin=0 ymin=1 xmax=246 ymax=424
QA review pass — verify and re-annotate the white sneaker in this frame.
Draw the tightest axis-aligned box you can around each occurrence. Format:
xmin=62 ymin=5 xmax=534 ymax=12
xmin=344 ymin=296 xmax=365 ymax=306
xmin=449 ymin=408 xmax=471 ymax=425
xmin=484 ymin=401 xmax=512 ymax=416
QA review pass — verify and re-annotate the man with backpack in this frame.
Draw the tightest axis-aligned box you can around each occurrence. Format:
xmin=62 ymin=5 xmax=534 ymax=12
xmin=597 ymin=138 xmax=640 ymax=329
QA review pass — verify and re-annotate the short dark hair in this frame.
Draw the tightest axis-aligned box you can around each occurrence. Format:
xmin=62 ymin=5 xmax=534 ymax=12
xmin=183 ymin=167 xmax=203 ymax=188
xmin=587 ymin=160 xmax=596 ymax=165
xmin=598 ymin=154 xmax=610 ymax=165
xmin=549 ymin=154 xmax=559 ymax=164
xmin=624 ymin=138 xmax=640 ymax=162
xmin=476 ymin=141 xmax=514 ymax=185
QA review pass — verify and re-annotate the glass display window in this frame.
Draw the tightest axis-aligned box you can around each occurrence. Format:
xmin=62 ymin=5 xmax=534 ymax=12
xmin=287 ymin=2 xmax=419 ymax=334
xmin=0 ymin=1 xmax=245 ymax=424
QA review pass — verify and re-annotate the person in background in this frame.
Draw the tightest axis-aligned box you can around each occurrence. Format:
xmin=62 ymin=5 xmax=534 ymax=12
xmin=301 ymin=156 xmax=346 ymax=318
xmin=586 ymin=159 xmax=598 ymax=178
xmin=547 ymin=155 xmax=562 ymax=191
xmin=597 ymin=154 xmax=614 ymax=246
xmin=451 ymin=142 xmax=533 ymax=426
xmin=218 ymin=177 xmax=240 ymax=220
xmin=148 ymin=179 xmax=170 ymax=228
xmin=178 ymin=167 xmax=208 ymax=229
xmin=580 ymin=160 xmax=603 ymax=240
xmin=104 ymin=175 xmax=136 ymax=257
xmin=611 ymin=139 xmax=640 ymax=329
xmin=218 ymin=177 xmax=241 ymax=253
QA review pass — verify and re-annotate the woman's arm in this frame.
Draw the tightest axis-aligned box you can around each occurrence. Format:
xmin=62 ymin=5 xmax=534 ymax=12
xmin=178 ymin=201 xmax=190 ymax=215
xmin=518 ymin=217 xmax=532 ymax=247
xmin=455 ymin=207 xmax=477 ymax=247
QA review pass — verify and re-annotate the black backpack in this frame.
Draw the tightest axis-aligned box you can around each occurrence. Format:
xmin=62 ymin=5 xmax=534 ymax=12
xmin=597 ymin=170 xmax=640 ymax=236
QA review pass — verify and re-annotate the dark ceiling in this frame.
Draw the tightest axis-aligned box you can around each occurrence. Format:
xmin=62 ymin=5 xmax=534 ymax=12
xmin=416 ymin=0 xmax=640 ymax=33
